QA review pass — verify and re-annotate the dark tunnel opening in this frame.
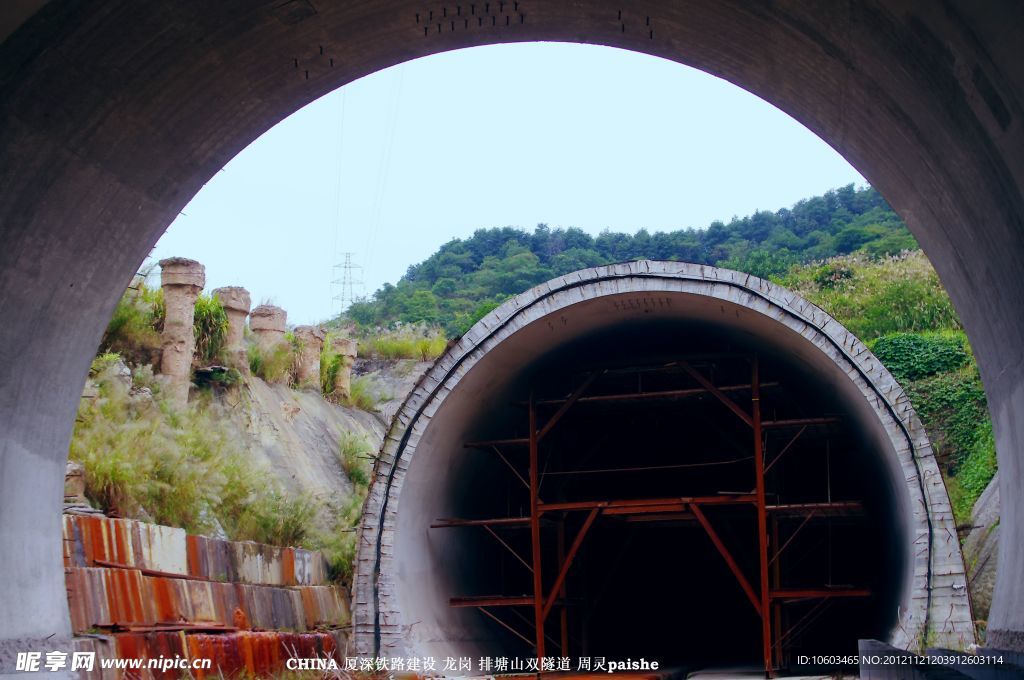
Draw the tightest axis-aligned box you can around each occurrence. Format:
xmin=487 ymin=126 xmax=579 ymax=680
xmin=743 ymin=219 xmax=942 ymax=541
xmin=431 ymin=318 xmax=904 ymax=673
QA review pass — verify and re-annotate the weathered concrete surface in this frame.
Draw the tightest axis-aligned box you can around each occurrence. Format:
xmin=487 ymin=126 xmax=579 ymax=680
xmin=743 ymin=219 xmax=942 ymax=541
xmin=354 ymin=262 xmax=973 ymax=657
xmin=159 ymin=258 xmax=205 ymax=408
xmin=0 ymin=1 xmax=1021 ymax=667
xmin=331 ymin=338 xmax=358 ymax=401
xmin=250 ymin=305 xmax=287 ymax=350
xmin=293 ymin=325 xmax=325 ymax=390
xmin=213 ymin=286 xmax=251 ymax=375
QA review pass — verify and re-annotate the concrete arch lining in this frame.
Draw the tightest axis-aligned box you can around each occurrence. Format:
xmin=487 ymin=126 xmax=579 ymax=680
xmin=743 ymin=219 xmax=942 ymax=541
xmin=354 ymin=261 xmax=974 ymax=658
xmin=1 ymin=1 xmax=1021 ymax=669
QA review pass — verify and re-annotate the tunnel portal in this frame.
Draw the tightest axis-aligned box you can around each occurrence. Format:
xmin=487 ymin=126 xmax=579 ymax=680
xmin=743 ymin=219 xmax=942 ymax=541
xmin=353 ymin=262 xmax=973 ymax=675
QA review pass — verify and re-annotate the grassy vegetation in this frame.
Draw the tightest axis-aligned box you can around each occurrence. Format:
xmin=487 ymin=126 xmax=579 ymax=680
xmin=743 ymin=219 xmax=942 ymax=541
xmin=311 ymin=433 xmax=376 ymax=582
xmin=72 ymin=357 xmax=316 ymax=545
xmin=870 ymin=332 xmax=969 ymax=382
xmin=782 ymin=253 xmax=996 ymax=524
xmin=777 ymin=251 xmax=961 ymax=339
xmin=100 ymin=277 xmax=164 ymax=365
xmin=356 ymin=324 xmax=447 ymax=361
xmin=342 ymin=375 xmax=379 ymax=412
xmin=337 ymin=431 xmax=372 ymax=487
xmin=945 ymin=421 xmax=997 ymax=523
xmin=248 ymin=333 xmax=297 ymax=384
xmin=193 ymin=293 xmax=229 ymax=363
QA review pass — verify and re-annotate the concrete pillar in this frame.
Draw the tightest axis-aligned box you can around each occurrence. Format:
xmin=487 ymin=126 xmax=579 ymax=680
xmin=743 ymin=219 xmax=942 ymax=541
xmin=249 ymin=304 xmax=287 ymax=351
xmin=212 ymin=286 xmax=251 ymax=375
xmin=294 ymin=325 xmax=325 ymax=389
xmin=159 ymin=257 xmax=205 ymax=407
xmin=333 ymin=338 xmax=358 ymax=399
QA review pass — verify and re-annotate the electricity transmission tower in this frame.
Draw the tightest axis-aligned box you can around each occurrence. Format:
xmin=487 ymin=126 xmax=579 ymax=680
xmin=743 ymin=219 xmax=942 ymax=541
xmin=331 ymin=252 xmax=363 ymax=315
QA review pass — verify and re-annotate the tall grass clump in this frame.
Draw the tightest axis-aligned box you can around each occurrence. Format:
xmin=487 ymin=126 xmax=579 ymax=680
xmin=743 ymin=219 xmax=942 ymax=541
xmin=337 ymin=431 xmax=372 ymax=487
xmin=248 ymin=333 xmax=296 ymax=384
xmin=358 ymin=324 xmax=447 ymax=361
xmin=193 ymin=293 xmax=229 ymax=364
xmin=319 ymin=334 xmax=351 ymax=401
xmin=226 ymin=488 xmax=317 ymax=547
xmin=343 ymin=375 xmax=378 ymax=412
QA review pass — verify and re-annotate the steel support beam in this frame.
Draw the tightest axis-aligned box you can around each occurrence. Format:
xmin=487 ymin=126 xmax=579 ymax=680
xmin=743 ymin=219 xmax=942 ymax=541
xmin=542 ymin=507 xmax=600 ymax=621
xmin=538 ymin=495 xmax=756 ymax=513
xmin=528 ymin=393 xmax=545 ymax=659
xmin=679 ymin=360 xmax=753 ymax=427
xmin=537 ymin=372 xmax=599 ymax=441
xmin=753 ymin=357 xmax=773 ymax=678
xmin=689 ymin=503 xmax=762 ymax=617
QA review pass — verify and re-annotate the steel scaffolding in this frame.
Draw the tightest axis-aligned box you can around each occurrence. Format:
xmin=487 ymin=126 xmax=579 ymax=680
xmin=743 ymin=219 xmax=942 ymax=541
xmin=433 ymin=354 xmax=870 ymax=677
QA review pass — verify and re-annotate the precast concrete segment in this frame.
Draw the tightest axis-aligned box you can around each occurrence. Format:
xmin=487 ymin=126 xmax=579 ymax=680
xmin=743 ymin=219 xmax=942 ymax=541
xmin=0 ymin=1 xmax=1021 ymax=666
xmin=353 ymin=261 xmax=974 ymax=658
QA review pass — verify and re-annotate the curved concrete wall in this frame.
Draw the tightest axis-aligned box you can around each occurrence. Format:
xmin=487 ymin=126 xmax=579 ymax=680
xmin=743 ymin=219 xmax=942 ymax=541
xmin=0 ymin=2 xmax=1020 ymax=668
xmin=353 ymin=261 xmax=974 ymax=657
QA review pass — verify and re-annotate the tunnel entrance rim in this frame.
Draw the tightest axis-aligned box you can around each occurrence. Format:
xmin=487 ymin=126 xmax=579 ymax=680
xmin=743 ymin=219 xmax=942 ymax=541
xmin=353 ymin=260 xmax=973 ymax=658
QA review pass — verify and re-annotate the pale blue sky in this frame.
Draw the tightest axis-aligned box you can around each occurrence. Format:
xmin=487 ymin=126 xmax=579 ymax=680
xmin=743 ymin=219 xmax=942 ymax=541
xmin=151 ymin=43 xmax=866 ymax=324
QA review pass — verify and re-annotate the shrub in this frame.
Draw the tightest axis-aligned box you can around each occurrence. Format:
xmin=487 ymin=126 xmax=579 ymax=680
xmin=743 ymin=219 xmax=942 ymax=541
xmin=812 ymin=262 xmax=854 ymax=289
xmin=904 ymin=368 xmax=989 ymax=470
xmin=871 ymin=332 xmax=969 ymax=382
xmin=720 ymin=248 xmax=795 ymax=280
xmin=945 ymin=421 xmax=997 ymax=525
xmin=453 ymin=300 xmax=503 ymax=336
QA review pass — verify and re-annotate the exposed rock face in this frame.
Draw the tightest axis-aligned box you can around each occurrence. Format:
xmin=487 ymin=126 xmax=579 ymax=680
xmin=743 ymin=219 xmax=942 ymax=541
xmin=293 ymin=326 xmax=325 ymax=389
xmin=250 ymin=305 xmax=287 ymax=351
xmin=353 ymin=358 xmax=432 ymax=426
xmin=964 ymin=472 xmax=1000 ymax=633
xmin=159 ymin=258 xmax=205 ymax=407
xmin=240 ymin=378 xmax=385 ymax=533
xmin=213 ymin=287 xmax=251 ymax=375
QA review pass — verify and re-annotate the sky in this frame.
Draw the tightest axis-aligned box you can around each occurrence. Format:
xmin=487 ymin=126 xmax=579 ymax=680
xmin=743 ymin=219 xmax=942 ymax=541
xmin=151 ymin=42 xmax=866 ymax=324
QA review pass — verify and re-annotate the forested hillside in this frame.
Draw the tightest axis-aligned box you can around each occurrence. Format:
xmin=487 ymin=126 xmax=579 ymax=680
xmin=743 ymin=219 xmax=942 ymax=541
xmin=348 ymin=184 xmax=916 ymax=335
xmin=342 ymin=183 xmax=995 ymax=531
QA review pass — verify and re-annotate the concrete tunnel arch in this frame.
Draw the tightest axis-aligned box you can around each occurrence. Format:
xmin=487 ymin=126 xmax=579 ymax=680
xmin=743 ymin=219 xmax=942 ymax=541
xmin=1 ymin=2 xmax=1023 ymax=670
xmin=354 ymin=261 xmax=974 ymax=664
